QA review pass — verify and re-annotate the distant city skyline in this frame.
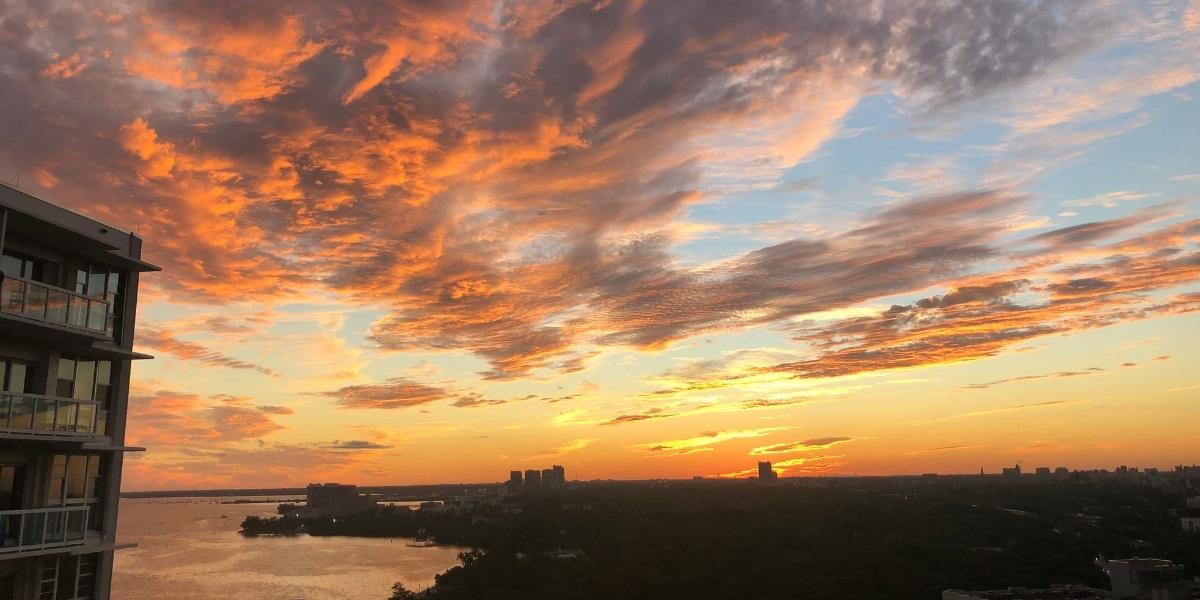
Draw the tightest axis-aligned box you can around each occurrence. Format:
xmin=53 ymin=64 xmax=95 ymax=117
xmin=0 ymin=0 xmax=1197 ymax=490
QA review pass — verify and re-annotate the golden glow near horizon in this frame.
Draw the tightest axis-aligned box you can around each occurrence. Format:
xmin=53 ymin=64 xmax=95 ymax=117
xmin=2 ymin=0 xmax=1198 ymax=490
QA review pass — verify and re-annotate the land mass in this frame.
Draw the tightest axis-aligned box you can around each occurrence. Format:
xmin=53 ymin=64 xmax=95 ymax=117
xmin=241 ymin=476 xmax=1200 ymax=599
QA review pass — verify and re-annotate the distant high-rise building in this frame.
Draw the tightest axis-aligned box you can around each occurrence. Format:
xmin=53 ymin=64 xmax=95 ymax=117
xmin=508 ymin=465 xmax=565 ymax=490
xmin=0 ymin=184 xmax=157 ymax=600
xmin=507 ymin=470 xmax=523 ymax=491
xmin=758 ymin=461 xmax=778 ymax=482
xmin=524 ymin=469 xmax=542 ymax=488
xmin=1034 ymin=467 xmax=1051 ymax=477
xmin=1002 ymin=464 xmax=1022 ymax=478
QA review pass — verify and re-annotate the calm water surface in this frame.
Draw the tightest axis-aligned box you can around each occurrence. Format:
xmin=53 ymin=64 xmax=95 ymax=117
xmin=113 ymin=497 xmax=466 ymax=600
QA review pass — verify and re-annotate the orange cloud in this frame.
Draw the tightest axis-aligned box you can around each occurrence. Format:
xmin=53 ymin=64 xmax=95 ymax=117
xmin=118 ymin=118 xmax=176 ymax=179
xmin=41 ymin=49 xmax=93 ymax=79
xmin=138 ymin=328 xmax=277 ymax=376
xmin=317 ymin=378 xmax=453 ymax=410
xmin=126 ymin=10 xmax=322 ymax=104
xmin=126 ymin=390 xmax=288 ymax=448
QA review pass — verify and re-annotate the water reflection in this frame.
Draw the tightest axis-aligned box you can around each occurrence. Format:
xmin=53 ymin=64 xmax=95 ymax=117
xmin=113 ymin=497 xmax=465 ymax=599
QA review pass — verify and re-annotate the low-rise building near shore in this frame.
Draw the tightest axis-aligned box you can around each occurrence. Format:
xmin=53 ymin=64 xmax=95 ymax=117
xmin=302 ymin=483 xmax=377 ymax=517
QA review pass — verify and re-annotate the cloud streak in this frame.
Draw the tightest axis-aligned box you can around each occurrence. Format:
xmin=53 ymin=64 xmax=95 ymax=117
xmin=749 ymin=437 xmax=854 ymax=455
xmin=639 ymin=428 xmax=787 ymax=454
xmin=139 ymin=328 xmax=277 ymax=376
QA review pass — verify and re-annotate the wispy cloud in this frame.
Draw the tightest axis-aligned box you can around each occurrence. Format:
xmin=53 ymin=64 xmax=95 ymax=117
xmin=139 ymin=328 xmax=277 ymax=376
xmin=719 ymin=455 xmax=844 ymax=478
xmin=906 ymin=445 xmax=975 ymax=456
xmin=962 ymin=367 xmax=1106 ymax=390
xmin=639 ymin=428 xmax=788 ymax=454
xmin=906 ymin=399 xmax=1092 ymax=426
xmin=749 ymin=437 xmax=854 ymax=455
xmin=531 ymin=439 xmax=594 ymax=458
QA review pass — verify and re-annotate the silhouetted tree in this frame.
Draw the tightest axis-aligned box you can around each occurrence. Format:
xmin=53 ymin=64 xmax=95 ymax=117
xmin=388 ymin=582 xmax=417 ymax=600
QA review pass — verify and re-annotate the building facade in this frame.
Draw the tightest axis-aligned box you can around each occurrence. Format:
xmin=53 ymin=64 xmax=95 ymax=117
xmin=1182 ymin=517 xmax=1200 ymax=533
xmin=0 ymin=184 xmax=156 ymax=599
xmin=523 ymin=469 xmax=541 ymax=489
xmin=757 ymin=461 xmax=778 ymax=482
xmin=302 ymin=483 xmax=376 ymax=517
xmin=1102 ymin=558 xmax=1193 ymax=600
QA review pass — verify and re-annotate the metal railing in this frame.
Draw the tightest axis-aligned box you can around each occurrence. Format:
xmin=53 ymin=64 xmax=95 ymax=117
xmin=0 ymin=392 xmax=106 ymax=438
xmin=0 ymin=506 xmax=90 ymax=554
xmin=0 ymin=275 xmax=112 ymax=335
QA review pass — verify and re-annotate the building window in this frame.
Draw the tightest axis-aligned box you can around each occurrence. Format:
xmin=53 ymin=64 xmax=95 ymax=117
xmin=38 ymin=554 xmax=96 ymax=600
xmin=53 ymin=357 xmax=112 ymax=435
xmin=71 ymin=554 xmax=97 ymax=600
xmin=1 ymin=571 xmax=15 ymax=600
xmin=1 ymin=359 xmax=29 ymax=393
xmin=1 ymin=358 xmax=34 ymax=431
xmin=49 ymin=456 xmax=103 ymax=501
xmin=1 ymin=251 xmax=41 ymax=281
xmin=38 ymin=558 xmax=57 ymax=600
xmin=69 ymin=263 xmax=121 ymax=335
xmin=48 ymin=455 xmax=104 ymax=533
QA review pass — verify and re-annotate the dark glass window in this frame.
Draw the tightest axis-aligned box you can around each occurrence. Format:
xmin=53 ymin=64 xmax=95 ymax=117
xmin=1 ymin=252 xmax=39 ymax=280
xmin=38 ymin=558 xmax=57 ymax=600
xmin=56 ymin=358 xmax=76 ymax=397
xmin=35 ymin=553 xmax=98 ymax=600
xmin=65 ymin=457 xmax=87 ymax=500
xmin=48 ymin=455 xmax=67 ymax=504
xmin=0 ymin=571 xmax=14 ymax=600
xmin=95 ymin=362 xmax=111 ymax=402
xmin=72 ymin=268 xmax=88 ymax=295
xmin=71 ymin=361 xmax=95 ymax=402
xmin=49 ymin=455 xmax=103 ymax=509
xmin=86 ymin=271 xmax=105 ymax=299
xmin=73 ymin=554 xmax=96 ymax=599
xmin=1 ymin=359 xmax=29 ymax=393
xmin=54 ymin=357 xmax=110 ymax=402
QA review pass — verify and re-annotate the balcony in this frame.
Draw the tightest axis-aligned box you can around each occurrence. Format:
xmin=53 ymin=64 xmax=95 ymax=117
xmin=0 ymin=276 xmax=112 ymax=336
xmin=0 ymin=393 xmax=106 ymax=441
xmin=0 ymin=506 xmax=90 ymax=555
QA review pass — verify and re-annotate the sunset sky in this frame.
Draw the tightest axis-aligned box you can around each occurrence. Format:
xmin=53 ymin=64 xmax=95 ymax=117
xmin=1 ymin=0 xmax=1198 ymax=490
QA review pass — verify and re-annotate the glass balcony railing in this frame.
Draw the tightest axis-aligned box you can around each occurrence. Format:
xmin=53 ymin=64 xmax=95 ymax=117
xmin=0 ymin=506 xmax=90 ymax=554
xmin=0 ymin=276 xmax=112 ymax=335
xmin=0 ymin=393 xmax=106 ymax=439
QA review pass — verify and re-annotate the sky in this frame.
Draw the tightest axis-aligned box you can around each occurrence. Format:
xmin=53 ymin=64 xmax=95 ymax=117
xmin=1 ymin=0 xmax=1198 ymax=491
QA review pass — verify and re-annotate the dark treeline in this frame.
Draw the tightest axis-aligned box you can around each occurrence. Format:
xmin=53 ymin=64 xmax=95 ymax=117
xmin=243 ymin=479 xmax=1200 ymax=599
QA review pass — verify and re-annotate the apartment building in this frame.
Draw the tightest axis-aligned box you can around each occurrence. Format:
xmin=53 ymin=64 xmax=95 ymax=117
xmin=0 ymin=183 xmax=156 ymax=599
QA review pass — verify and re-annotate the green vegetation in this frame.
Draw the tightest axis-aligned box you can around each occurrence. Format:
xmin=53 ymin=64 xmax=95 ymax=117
xmin=241 ymin=478 xmax=1199 ymax=599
